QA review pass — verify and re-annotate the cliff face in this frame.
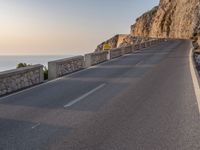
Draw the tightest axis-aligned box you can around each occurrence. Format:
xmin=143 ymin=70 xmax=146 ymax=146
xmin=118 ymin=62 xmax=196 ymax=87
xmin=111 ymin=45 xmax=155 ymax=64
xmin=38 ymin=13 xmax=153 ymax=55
xmin=131 ymin=0 xmax=200 ymax=39
xmin=96 ymin=0 xmax=200 ymax=51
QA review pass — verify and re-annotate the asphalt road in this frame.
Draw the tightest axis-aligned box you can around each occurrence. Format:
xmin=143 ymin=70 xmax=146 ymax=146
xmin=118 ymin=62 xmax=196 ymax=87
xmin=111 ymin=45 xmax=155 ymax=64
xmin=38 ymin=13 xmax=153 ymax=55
xmin=0 ymin=40 xmax=200 ymax=150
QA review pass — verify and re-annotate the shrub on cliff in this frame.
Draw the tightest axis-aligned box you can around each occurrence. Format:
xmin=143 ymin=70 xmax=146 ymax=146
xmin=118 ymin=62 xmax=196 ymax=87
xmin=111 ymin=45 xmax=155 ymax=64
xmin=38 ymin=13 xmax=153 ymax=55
xmin=17 ymin=63 xmax=48 ymax=80
xmin=43 ymin=66 xmax=48 ymax=80
xmin=16 ymin=63 xmax=31 ymax=69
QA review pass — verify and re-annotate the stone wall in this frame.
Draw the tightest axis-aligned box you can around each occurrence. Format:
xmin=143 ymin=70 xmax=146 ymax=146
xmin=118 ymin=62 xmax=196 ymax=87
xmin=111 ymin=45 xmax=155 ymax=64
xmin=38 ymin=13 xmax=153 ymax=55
xmin=140 ymin=43 xmax=146 ymax=48
xmin=85 ymin=51 xmax=108 ymax=68
xmin=152 ymin=39 xmax=158 ymax=44
xmin=134 ymin=44 xmax=140 ymax=50
xmin=132 ymin=39 xmax=164 ymax=51
xmin=145 ymin=41 xmax=151 ymax=47
xmin=123 ymin=46 xmax=132 ymax=54
xmin=0 ymin=65 xmax=43 ymax=96
xmin=109 ymin=48 xmax=123 ymax=59
xmin=48 ymin=56 xmax=84 ymax=80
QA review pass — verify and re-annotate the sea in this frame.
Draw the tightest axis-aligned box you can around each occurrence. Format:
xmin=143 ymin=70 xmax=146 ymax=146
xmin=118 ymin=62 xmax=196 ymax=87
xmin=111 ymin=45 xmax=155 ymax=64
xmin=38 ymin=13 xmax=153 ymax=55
xmin=0 ymin=55 xmax=74 ymax=72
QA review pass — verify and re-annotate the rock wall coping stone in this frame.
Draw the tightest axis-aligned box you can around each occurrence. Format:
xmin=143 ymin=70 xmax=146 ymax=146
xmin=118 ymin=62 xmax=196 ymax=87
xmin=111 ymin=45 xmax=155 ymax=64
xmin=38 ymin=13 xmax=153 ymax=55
xmin=141 ymin=43 xmax=146 ymax=48
xmin=48 ymin=56 xmax=84 ymax=80
xmin=123 ymin=46 xmax=132 ymax=54
xmin=109 ymin=48 xmax=123 ymax=59
xmin=145 ymin=41 xmax=151 ymax=47
xmin=85 ymin=51 xmax=108 ymax=68
xmin=0 ymin=64 xmax=44 ymax=96
xmin=134 ymin=44 xmax=140 ymax=50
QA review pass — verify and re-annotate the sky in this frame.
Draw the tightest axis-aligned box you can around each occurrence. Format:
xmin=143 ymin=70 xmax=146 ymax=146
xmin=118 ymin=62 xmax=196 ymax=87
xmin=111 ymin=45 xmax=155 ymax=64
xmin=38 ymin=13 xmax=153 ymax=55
xmin=0 ymin=0 xmax=159 ymax=55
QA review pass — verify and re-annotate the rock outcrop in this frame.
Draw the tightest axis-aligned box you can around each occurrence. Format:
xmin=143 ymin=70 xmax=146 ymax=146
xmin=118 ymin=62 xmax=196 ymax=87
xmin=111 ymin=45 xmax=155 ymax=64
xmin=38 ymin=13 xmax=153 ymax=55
xmin=95 ymin=35 xmax=154 ymax=51
xmin=131 ymin=0 xmax=200 ymax=39
xmin=95 ymin=34 xmax=128 ymax=52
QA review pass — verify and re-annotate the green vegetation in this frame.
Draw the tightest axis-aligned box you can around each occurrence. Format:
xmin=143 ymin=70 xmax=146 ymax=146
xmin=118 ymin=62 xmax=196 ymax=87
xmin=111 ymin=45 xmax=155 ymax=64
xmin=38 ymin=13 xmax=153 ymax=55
xmin=16 ymin=63 xmax=31 ymax=69
xmin=16 ymin=63 xmax=49 ymax=80
xmin=43 ymin=66 xmax=48 ymax=80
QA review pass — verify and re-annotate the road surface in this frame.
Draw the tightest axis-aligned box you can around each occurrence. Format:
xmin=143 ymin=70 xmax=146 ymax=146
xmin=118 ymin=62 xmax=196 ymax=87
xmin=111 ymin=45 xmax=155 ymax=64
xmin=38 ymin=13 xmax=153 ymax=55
xmin=0 ymin=40 xmax=200 ymax=150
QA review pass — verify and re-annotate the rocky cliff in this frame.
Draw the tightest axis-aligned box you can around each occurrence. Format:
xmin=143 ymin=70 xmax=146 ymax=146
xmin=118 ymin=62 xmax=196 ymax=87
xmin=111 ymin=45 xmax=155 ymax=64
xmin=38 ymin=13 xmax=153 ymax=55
xmin=131 ymin=0 xmax=200 ymax=39
xmin=96 ymin=0 xmax=200 ymax=51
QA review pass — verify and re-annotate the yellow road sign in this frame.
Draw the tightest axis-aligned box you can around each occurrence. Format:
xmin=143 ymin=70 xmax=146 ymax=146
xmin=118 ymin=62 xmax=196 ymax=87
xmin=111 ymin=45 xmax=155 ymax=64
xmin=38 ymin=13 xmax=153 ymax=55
xmin=103 ymin=43 xmax=111 ymax=50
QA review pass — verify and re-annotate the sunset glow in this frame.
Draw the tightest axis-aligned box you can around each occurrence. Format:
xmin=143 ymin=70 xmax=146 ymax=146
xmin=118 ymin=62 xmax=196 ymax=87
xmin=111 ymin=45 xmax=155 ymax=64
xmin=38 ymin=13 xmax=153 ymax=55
xmin=0 ymin=0 xmax=159 ymax=55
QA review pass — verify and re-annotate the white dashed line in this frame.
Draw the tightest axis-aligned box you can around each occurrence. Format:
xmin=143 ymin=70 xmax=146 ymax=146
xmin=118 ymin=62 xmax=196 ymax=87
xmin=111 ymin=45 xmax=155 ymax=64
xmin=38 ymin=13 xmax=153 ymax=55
xmin=31 ymin=123 xmax=41 ymax=129
xmin=64 ymin=83 xmax=106 ymax=108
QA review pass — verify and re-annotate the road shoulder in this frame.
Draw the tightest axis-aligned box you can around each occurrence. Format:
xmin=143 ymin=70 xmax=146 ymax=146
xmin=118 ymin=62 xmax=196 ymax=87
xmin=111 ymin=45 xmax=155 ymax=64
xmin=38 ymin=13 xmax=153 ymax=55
xmin=189 ymin=45 xmax=200 ymax=113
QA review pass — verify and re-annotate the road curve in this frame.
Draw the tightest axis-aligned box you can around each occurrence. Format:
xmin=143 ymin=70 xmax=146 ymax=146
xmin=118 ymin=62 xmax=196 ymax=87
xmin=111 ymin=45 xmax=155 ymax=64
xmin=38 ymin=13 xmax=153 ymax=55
xmin=0 ymin=40 xmax=200 ymax=150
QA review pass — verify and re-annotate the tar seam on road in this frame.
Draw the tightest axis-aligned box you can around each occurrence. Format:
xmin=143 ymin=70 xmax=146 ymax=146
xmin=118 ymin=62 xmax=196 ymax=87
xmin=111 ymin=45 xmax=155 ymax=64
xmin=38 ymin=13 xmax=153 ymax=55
xmin=189 ymin=47 xmax=200 ymax=113
xmin=64 ymin=83 xmax=106 ymax=108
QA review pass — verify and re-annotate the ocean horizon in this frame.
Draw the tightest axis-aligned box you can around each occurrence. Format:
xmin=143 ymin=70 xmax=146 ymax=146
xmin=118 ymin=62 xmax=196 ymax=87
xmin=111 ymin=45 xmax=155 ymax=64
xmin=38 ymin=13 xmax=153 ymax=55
xmin=0 ymin=55 xmax=74 ymax=72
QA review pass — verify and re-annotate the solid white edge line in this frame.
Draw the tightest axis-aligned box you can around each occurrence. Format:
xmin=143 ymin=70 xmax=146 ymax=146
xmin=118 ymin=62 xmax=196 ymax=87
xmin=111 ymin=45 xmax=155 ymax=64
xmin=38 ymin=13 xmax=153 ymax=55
xmin=64 ymin=83 xmax=106 ymax=108
xmin=189 ymin=46 xmax=200 ymax=113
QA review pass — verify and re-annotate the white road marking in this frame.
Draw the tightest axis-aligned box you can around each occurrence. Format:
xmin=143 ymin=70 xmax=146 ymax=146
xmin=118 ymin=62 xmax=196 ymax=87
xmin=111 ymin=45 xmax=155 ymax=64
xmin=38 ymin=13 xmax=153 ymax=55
xmin=135 ymin=60 xmax=144 ymax=66
xmin=31 ymin=123 xmax=41 ymax=129
xmin=64 ymin=83 xmax=106 ymax=108
xmin=189 ymin=46 xmax=200 ymax=113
